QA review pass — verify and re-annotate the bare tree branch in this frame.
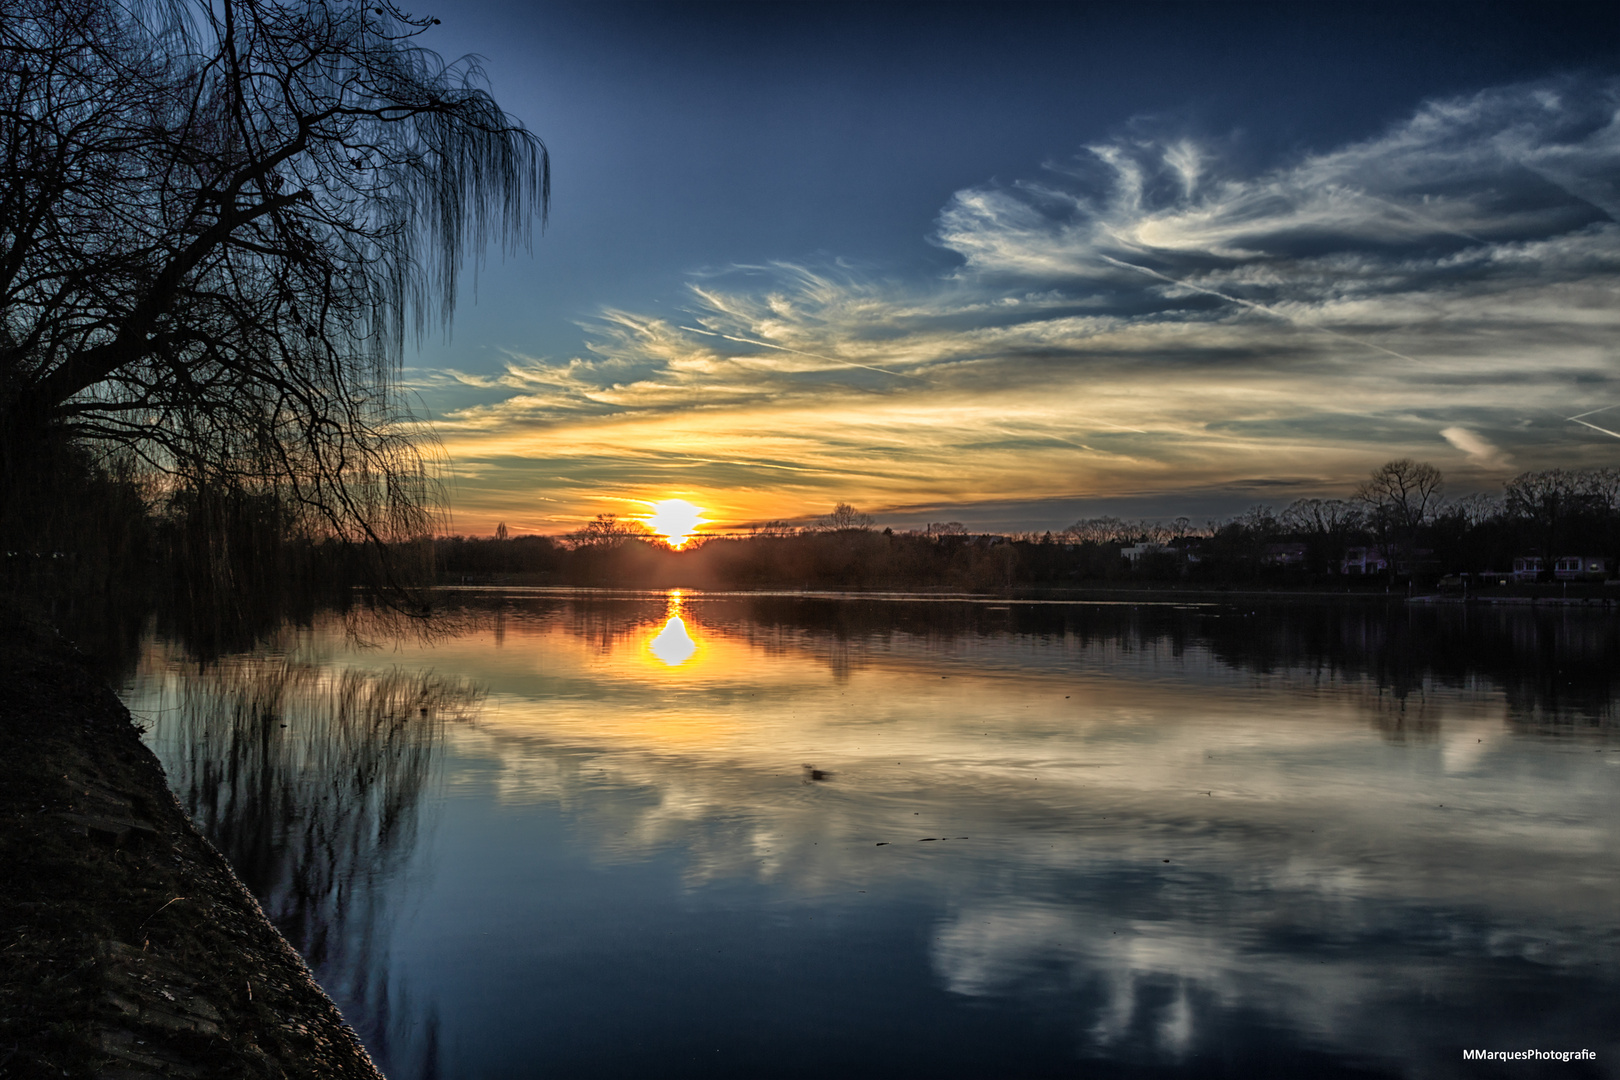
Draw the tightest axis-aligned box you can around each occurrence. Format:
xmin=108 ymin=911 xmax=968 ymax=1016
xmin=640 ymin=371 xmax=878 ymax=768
xmin=1 ymin=0 xmax=548 ymax=566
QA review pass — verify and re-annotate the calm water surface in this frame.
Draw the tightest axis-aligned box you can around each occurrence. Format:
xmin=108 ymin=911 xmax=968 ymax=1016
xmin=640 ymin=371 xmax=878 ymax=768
xmin=120 ymin=591 xmax=1620 ymax=1079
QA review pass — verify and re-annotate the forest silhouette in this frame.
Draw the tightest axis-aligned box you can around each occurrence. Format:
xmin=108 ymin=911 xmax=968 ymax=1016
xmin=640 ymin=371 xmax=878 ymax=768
xmin=433 ymin=464 xmax=1620 ymax=594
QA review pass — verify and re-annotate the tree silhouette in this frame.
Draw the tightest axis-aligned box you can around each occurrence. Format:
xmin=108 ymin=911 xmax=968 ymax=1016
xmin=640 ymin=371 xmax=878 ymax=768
xmin=568 ymin=514 xmax=653 ymax=549
xmin=1282 ymin=498 xmax=1364 ymax=575
xmin=1355 ymin=459 xmax=1443 ymax=580
xmin=817 ymin=502 xmax=875 ymax=532
xmin=1504 ymin=468 xmax=1620 ymax=561
xmin=0 ymin=0 xmax=548 ymax=554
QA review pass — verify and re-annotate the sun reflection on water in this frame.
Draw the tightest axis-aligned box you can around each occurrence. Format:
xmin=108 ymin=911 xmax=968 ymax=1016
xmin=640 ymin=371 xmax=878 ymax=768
xmin=127 ymin=596 xmax=1620 ymax=1078
xmin=647 ymin=591 xmax=699 ymax=667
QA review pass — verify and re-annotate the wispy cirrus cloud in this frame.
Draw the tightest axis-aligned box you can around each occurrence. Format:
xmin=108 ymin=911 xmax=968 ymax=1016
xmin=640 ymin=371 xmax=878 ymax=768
xmin=421 ymin=78 xmax=1620 ymax=534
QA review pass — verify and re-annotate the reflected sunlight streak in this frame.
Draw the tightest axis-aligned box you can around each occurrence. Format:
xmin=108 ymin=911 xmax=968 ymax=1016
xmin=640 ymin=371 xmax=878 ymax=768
xmin=124 ymin=592 xmax=1620 ymax=1079
xmin=647 ymin=591 xmax=699 ymax=666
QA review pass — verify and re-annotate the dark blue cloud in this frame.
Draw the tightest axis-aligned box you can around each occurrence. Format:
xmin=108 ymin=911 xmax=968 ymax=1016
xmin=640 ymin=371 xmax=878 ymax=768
xmin=415 ymin=1 xmax=1620 ymax=366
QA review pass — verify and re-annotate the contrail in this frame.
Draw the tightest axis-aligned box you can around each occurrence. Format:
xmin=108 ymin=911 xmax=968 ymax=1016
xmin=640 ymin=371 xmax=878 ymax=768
xmin=670 ymin=454 xmax=844 ymax=477
xmin=1053 ymin=418 xmax=1150 ymax=436
xmin=1346 ymin=188 xmax=1488 ymax=246
xmin=1516 ymin=162 xmax=1620 ymax=221
xmin=1097 ymin=252 xmax=1429 ymax=366
xmin=1569 ymin=418 xmax=1620 ymax=440
xmin=992 ymin=421 xmax=1149 ymax=442
xmin=1106 ymin=236 xmax=1618 ymax=445
xmin=1566 ymin=404 xmax=1620 ymax=440
xmin=681 ymin=326 xmax=922 ymax=379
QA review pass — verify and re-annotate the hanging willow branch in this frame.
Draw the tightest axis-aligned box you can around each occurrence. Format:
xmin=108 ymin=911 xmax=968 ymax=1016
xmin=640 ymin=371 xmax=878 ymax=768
xmin=0 ymin=0 xmax=548 ymax=554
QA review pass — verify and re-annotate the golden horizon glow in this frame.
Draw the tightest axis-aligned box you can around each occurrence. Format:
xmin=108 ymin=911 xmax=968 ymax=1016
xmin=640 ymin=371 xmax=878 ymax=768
xmin=642 ymin=498 xmax=706 ymax=549
xmin=419 ymin=85 xmax=1620 ymax=536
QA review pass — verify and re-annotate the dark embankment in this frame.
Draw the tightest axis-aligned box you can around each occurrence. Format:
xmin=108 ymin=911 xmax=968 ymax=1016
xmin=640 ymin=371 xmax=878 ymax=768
xmin=0 ymin=616 xmax=383 ymax=1080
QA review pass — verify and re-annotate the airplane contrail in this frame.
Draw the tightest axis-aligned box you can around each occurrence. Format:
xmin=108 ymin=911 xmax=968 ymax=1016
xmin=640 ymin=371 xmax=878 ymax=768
xmin=1051 ymin=417 xmax=1150 ymax=436
xmin=681 ymin=326 xmax=922 ymax=380
xmin=1565 ymin=404 xmax=1620 ymax=440
xmin=1105 ymin=243 xmax=1620 ymax=445
xmin=1097 ymin=252 xmax=1429 ymax=366
xmin=1345 ymin=188 xmax=1488 ymax=246
xmin=671 ymin=454 xmax=847 ymax=476
xmin=1569 ymin=418 xmax=1620 ymax=440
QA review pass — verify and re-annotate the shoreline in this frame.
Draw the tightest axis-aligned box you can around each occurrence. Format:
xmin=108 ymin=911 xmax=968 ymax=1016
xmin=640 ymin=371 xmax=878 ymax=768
xmin=0 ymin=616 xmax=383 ymax=1079
xmin=424 ymin=581 xmax=1620 ymax=609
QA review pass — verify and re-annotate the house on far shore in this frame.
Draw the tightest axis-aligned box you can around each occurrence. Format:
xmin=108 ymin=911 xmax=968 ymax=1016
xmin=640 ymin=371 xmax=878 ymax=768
xmin=1512 ymin=556 xmax=1543 ymax=582
xmin=1172 ymin=539 xmax=1205 ymax=564
xmin=1121 ymin=542 xmax=1171 ymax=565
xmin=1263 ymin=542 xmax=1309 ymax=567
xmin=1341 ymin=546 xmax=1388 ymax=575
xmin=1553 ymin=555 xmax=1613 ymax=581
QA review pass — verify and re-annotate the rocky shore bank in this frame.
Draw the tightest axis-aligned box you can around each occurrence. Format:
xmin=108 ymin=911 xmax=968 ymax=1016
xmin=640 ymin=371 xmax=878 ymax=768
xmin=0 ymin=616 xmax=383 ymax=1079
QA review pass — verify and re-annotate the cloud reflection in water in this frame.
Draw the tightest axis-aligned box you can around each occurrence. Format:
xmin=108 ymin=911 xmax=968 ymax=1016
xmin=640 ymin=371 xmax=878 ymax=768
xmin=129 ymin=594 xmax=1620 ymax=1077
xmin=427 ymin=595 xmax=1620 ymax=1073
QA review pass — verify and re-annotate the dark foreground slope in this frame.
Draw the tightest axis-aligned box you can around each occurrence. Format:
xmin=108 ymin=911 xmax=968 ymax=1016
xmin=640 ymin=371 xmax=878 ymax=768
xmin=0 ymin=617 xmax=383 ymax=1080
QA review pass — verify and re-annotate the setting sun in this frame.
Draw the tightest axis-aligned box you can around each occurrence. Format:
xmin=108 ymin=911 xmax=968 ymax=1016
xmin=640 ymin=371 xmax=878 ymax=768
xmin=643 ymin=499 xmax=706 ymax=548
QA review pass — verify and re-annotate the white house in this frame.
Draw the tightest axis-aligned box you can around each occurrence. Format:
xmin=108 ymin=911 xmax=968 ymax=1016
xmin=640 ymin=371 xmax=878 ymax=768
xmin=1121 ymin=542 xmax=1171 ymax=564
xmin=1511 ymin=556 xmax=1543 ymax=582
xmin=1553 ymin=555 xmax=1613 ymax=581
xmin=1341 ymin=546 xmax=1388 ymax=575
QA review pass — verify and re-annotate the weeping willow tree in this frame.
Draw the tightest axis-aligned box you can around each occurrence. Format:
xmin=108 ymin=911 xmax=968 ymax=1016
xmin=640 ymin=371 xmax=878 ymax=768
xmin=0 ymin=0 xmax=548 ymax=606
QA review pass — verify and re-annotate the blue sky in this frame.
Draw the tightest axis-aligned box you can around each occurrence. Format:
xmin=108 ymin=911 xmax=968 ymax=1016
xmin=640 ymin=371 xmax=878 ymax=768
xmin=400 ymin=1 xmax=1620 ymax=535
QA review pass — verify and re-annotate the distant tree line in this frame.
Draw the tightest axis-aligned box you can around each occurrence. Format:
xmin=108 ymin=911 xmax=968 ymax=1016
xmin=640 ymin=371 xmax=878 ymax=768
xmin=433 ymin=462 xmax=1620 ymax=591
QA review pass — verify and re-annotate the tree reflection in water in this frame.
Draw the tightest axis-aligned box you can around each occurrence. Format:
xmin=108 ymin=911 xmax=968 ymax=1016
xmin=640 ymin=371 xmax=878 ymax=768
xmin=145 ymin=650 xmax=483 ymax=1079
xmin=126 ymin=593 xmax=1620 ymax=1077
xmin=683 ymin=594 xmax=1620 ymax=729
xmin=467 ymin=591 xmax=1619 ymax=729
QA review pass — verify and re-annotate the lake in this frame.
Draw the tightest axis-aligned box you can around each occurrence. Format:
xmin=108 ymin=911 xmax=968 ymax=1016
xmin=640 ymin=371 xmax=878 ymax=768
xmin=119 ymin=590 xmax=1620 ymax=1079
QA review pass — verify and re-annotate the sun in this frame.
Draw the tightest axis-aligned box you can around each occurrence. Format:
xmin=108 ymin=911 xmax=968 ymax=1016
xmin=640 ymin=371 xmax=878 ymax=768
xmin=643 ymin=499 xmax=706 ymax=548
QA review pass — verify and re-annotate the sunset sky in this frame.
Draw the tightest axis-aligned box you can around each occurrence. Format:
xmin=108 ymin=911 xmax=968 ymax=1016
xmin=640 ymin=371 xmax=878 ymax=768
xmin=405 ymin=1 xmax=1620 ymax=537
